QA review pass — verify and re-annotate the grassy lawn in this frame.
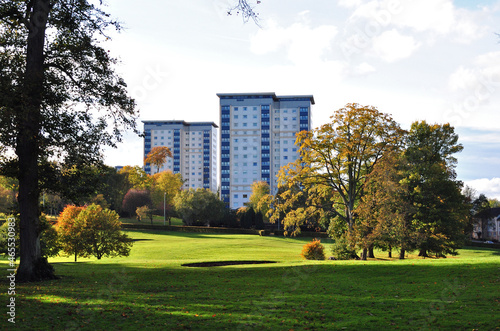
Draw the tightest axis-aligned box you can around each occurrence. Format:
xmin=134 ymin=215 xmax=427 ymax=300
xmin=120 ymin=216 xmax=185 ymax=226
xmin=1 ymin=230 xmax=499 ymax=330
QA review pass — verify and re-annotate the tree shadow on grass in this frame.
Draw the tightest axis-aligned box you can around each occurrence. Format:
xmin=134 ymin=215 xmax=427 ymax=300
xmin=5 ymin=260 xmax=499 ymax=330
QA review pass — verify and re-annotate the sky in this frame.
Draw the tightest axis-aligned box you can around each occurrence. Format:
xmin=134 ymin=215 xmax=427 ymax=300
xmin=102 ymin=0 xmax=500 ymax=200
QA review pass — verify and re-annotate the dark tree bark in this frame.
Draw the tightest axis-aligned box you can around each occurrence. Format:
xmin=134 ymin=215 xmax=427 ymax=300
xmin=361 ymin=247 xmax=368 ymax=260
xmin=368 ymin=245 xmax=375 ymax=258
xmin=16 ymin=0 xmax=56 ymax=282
xmin=399 ymin=248 xmax=405 ymax=260
xmin=418 ymin=249 xmax=429 ymax=258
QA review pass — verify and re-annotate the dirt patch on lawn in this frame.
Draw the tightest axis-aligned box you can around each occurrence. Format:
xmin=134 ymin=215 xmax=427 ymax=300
xmin=182 ymin=261 xmax=277 ymax=267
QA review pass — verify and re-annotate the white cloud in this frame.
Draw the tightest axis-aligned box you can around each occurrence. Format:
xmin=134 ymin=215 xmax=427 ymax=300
xmin=371 ymin=29 xmax=421 ymax=62
xmin=354 ymin=62 xmax=376 ymax=75
xmin=338 ymin=0 xmax=365 ymax=8
xmin=465 ymin=178 xmax=500 ymax=200
xmin=348 ymin=0 xmax=485 ymax=43
xmin=445 ymin=51 xmax=500 ymax=128
xmin=250 ymin=19 xmax=338 ymax=66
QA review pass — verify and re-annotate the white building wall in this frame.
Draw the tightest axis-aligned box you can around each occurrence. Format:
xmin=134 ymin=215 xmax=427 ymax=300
xmin=143 ymin=121 xmax=218 ymax=192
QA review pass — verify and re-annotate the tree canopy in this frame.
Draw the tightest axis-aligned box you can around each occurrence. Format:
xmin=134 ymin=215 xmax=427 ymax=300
xmin=0 ymin=0 xmax=137 ymax=281
xmin=270 ymin=103 xmax=403 ymax=235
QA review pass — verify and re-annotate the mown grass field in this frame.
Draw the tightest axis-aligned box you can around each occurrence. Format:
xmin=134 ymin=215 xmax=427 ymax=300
xmin=1 ymin=230 xmax=499 ymax=330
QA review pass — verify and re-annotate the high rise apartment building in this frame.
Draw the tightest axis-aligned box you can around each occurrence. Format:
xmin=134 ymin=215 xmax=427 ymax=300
xmin=217 ymin=92 xmax=314 ymax=209
xmin=142 ymin=121 xmax=218 ymax=192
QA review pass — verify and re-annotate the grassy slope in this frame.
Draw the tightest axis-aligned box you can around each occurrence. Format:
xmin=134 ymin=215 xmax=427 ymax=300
xmin=1 ymin=230 xmax=499 ymax=330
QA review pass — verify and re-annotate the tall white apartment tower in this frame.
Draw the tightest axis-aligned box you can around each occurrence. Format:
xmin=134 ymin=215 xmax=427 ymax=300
xmin=142 ymin=121 xmax=218 ymax=192
xmin=217 ymin=92 xmax=314 ymax=209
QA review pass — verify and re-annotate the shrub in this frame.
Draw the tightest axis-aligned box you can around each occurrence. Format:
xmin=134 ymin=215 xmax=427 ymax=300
xmin=0 ymin=213 xmax=61 ymax=258
xmin=331 ymin=235 xmax=358 ymax=260
xmin=301 ymin=238 xmax=326 ymax=260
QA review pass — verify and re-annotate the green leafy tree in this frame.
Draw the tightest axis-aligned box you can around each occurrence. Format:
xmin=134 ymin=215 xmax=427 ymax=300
xmin=404 ymin=121 xmax=468 ymax=257
xmin=57 ymin=204 xmax=132 ymax=261
xmin=174 ymin=188 xmax=224 ymax=226
xmin=0 ymin=1 xmax=137 ymax=281
xmin=472 ymin=194 xmax=491 ymax=239
xmin=249 ymin=181 xmax=271 ymax=221
xmin=136 ymin=205 xmax=154 ymax=224
xmin=269 ymin=103 xmax=402 ymax=236
xmin=489 ymin=198 xmax=500 ymax=208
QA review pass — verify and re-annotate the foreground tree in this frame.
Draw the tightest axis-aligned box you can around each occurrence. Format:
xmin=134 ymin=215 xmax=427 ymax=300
xmin=270 ymin=103 xmax=402 ymax=236
xmin=0 ymin=1 xmax=137 ymax=281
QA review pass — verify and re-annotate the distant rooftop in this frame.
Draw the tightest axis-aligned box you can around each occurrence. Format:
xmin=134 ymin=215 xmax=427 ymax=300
xmin=217 ymin=92 xmax=315 ymax=105
xmin=142 ymin=120 xmax=218 ymax=128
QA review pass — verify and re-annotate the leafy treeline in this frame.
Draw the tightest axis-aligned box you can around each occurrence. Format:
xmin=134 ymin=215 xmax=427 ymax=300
xmin=266 ymin=103 xmax=491 ymax=259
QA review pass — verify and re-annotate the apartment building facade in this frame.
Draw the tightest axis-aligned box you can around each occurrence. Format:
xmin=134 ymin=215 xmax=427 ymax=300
xmin=217 ymin=92 xmax=314 ymax=209
xmin=142 ymin=121 xmax=218 ymax=192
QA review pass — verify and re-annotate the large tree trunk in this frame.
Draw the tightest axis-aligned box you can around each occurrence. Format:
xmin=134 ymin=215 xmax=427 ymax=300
xmin=361 ymin=247 xmax=367 ymax=260
xmin=399 ymin=248 xmax=405 ymax=260
xmin=388 ymin=245 xmax=392 ymax=258
xmin=368 ymin=245 xmax=375 ymax=258
xmin=16 ymin=0 xmax=56 ymax=282
xmin=418 ymin=249 xmax=429 ymax=258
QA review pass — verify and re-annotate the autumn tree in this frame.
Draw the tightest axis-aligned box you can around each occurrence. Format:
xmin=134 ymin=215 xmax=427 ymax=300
xmin=0 ymin=1 xmax=137 ymax=281
xmin=57 ymin=204 xmax=132 ymax=261
xmin=55 ymin=205 xmax=85 ymax=262
xmin=119 ymin=166 xmax=153 ymax=190
xmin=356 ymin=122 xmax=468 ymax=258
xmin=356 ymin=151 xmax=418 ymax=259
xmin=269 ymin=103 xmax=402 ymax=237
xmin=145 ymin=146 xmax=173 ymax=174
xmin=150 ymin=170 xmax=183 ymax=225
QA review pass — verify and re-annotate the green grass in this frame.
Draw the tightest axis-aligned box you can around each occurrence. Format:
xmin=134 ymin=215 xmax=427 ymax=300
xmin=1 ymin=230 xmax=499 ymax=330
xmin=120 ymin=216 xmax=184 ymax=226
